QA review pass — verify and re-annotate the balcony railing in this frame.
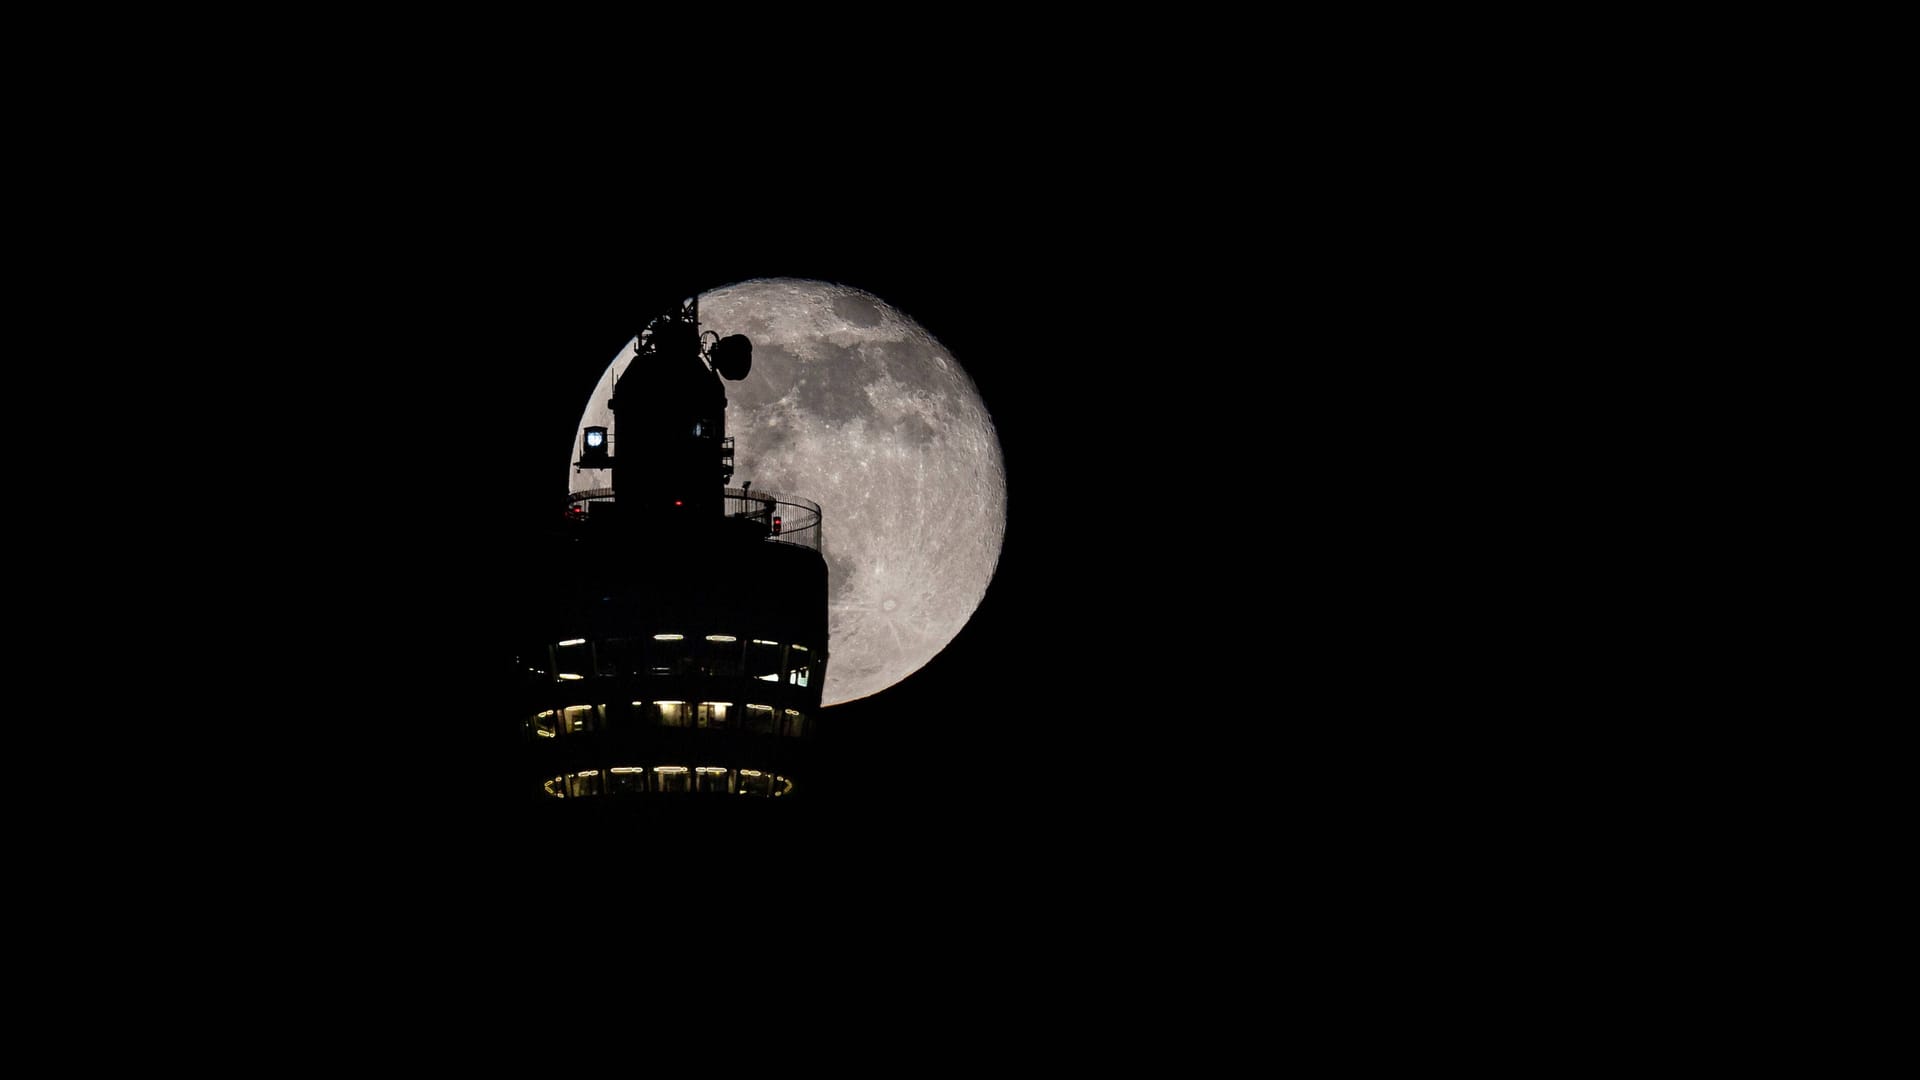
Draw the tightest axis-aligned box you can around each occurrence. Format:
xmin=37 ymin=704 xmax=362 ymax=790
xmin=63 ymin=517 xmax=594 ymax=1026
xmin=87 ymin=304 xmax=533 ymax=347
xmin=565 ymin=487 xmax=822 ymax=553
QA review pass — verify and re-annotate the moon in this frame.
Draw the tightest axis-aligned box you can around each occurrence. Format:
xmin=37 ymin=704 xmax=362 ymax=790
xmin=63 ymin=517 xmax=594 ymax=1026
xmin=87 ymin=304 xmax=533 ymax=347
xmin=569 ymin=278 xmax=1007 ymax=706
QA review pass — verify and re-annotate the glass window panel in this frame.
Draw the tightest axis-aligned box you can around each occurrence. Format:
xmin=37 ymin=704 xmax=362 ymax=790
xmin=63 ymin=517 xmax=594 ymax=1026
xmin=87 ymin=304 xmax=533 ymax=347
xmin=703 ymin=635 xmax=743 ymax=677
xmin=554 ymin=640 xmax=590 ymax=682
xmin=560 ymin=704 xmax=598 ymax=734
xmin=648 ymin=634 xmax=690 ymax=676
xmin=596 ymin=638 xmax=633 ymax=677
xmin=747 ymin=640 xmax=782 ymax=682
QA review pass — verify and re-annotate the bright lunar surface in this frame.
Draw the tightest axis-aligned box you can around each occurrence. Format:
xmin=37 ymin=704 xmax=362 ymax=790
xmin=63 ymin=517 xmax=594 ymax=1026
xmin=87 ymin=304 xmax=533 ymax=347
xmin=570 ymin=278 xmax=1007 ymax=706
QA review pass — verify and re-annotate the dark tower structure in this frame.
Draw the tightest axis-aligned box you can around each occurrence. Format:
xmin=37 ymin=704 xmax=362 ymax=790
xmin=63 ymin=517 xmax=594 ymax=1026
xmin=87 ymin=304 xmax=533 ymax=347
xmin=518 ymin=297 xmax=828 ymax=807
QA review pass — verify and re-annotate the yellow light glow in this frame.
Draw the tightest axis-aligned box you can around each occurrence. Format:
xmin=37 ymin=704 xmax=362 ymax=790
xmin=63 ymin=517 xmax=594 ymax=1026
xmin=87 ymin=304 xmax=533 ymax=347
xmin=654 ymin=766 xmax=688 ymax=774
xmin=558 ymin=673 xmax=583 ymax=681
xmin=740 ymin=769 xmax=764 ymax=777
xmin=653 ymin=634 xmax=684 ymax=641
xmin=747 ymin=704 xmax=773 ymax=712
xmin=752 ymin=639 xmax=779 ymax=646
xmin=563 ymin=705 xmax=591 ymax=712
xmin=757 ymin=674 xmax=778 ymax=682
xmin=785 ymin=709 xmax=801 ymax=717
xmin=792 ymin=644 xmax=808 ymax=652
xmin=610 ymin=767 xmax=645 ymax=775
xmin=654 ymin=700 xmax=684 ymax=706
xmin=559 ymin=638 xmax=587 ymax=647
xmin=704 ymin=702 xmax=734 ymax=708
xmin=706 ymin=635 xmax=737 ymax=643
xmin=536 ymin=710 xmax=554 ymax=718
xmin=696 ymin=767 xmax=728 ymax=775
xmin=573 ymin=770 xmax=600 ymax=778
xmin=631 ymin=701 xmax=646 ymax=707
xmin=535 ymin=730 xmax=554 ymax=738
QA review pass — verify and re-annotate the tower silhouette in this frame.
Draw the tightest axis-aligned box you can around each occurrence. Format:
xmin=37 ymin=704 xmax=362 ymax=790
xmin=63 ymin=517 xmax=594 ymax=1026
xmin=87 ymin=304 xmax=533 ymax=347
xmin=517 ymin=296 xmax=829 ymax=811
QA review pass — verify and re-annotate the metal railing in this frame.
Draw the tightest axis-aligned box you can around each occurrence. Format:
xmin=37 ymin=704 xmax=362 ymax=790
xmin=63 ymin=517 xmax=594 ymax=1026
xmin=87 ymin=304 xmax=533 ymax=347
xmin=565 ymin=487 xmax=822 ymax=553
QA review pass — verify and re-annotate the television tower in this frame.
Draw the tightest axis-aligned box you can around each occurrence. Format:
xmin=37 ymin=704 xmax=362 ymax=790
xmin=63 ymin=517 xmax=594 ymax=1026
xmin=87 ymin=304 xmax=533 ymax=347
xmin=517 ymin=296 xmax=828 ymax=807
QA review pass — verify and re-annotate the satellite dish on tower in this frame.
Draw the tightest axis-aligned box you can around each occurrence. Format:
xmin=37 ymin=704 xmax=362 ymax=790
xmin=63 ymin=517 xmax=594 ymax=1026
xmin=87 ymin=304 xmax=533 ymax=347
xmin=711 ymin=334 xmax=753 ymax=381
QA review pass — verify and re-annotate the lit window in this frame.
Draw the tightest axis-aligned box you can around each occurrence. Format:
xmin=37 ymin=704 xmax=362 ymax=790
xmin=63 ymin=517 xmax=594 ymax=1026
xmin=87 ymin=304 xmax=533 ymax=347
xmin=649 ymin=635 xmax=688 ymax=675
xmin=555 ymin=639 xmax=590 ymax=682
xmin=529 ymin=709 xmax=557 ymax=739
xmin=702 ymin=634 xmax=743 ymax=677
xmin=609 ymin=767 xmax=647 ymax=795
xmin=737 ymin=769 xmax=773 ymax=797
xmin=747 ymin=639 xmax=782 ymax=682
xmin=781 ymin=709 xmax=806 ymax=737
xmin=695 ymin=766 xmax=731 ymax=794
xmin=567 ymin=770 xmax=602 ymax=797
xmin=561 ymin=704 xmax=598 ymax=734
xmin=654 ymin=765 xmax=689 ymax=793
xmin=745 ymin=704 xmax=775 ymax=734
xmin=788 ymin=666 xmax=810 ymax=688
xmin=542 ymin=776 xmax=565 ymax=798
xmin=653 ymin=701 xmax=687 ymax=728
xmin=696 ymin=702 xmax=732 ymax=729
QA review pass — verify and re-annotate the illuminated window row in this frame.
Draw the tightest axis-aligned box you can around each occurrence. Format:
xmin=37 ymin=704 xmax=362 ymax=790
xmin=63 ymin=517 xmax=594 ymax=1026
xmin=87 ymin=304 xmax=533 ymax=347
xmin=541 ymin=766 xmax=793 ymax=799
xmin=527 ymin=701 xmax=807 ymax=738
xmin=525 ymin=636 xmax=815 ymax=688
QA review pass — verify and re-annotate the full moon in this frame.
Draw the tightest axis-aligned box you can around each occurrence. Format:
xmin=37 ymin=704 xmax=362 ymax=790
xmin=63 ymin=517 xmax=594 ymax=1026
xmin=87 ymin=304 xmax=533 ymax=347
xmin=569 ymin=278 xmax=1007 ymax=706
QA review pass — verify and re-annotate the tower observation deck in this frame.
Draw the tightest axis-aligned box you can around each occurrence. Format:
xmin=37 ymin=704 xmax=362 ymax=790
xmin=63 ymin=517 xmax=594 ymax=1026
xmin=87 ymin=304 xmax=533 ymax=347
xmin=516 ymin=297 xmax=829 ymax=808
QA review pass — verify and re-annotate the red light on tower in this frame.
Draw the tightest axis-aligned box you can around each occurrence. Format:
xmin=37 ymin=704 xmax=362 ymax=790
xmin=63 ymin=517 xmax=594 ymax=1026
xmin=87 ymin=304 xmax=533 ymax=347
xmin=772 ymin=515 xmax=782 ymax=536
xmin=674 ymin=500 xmax=683 ymax=507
